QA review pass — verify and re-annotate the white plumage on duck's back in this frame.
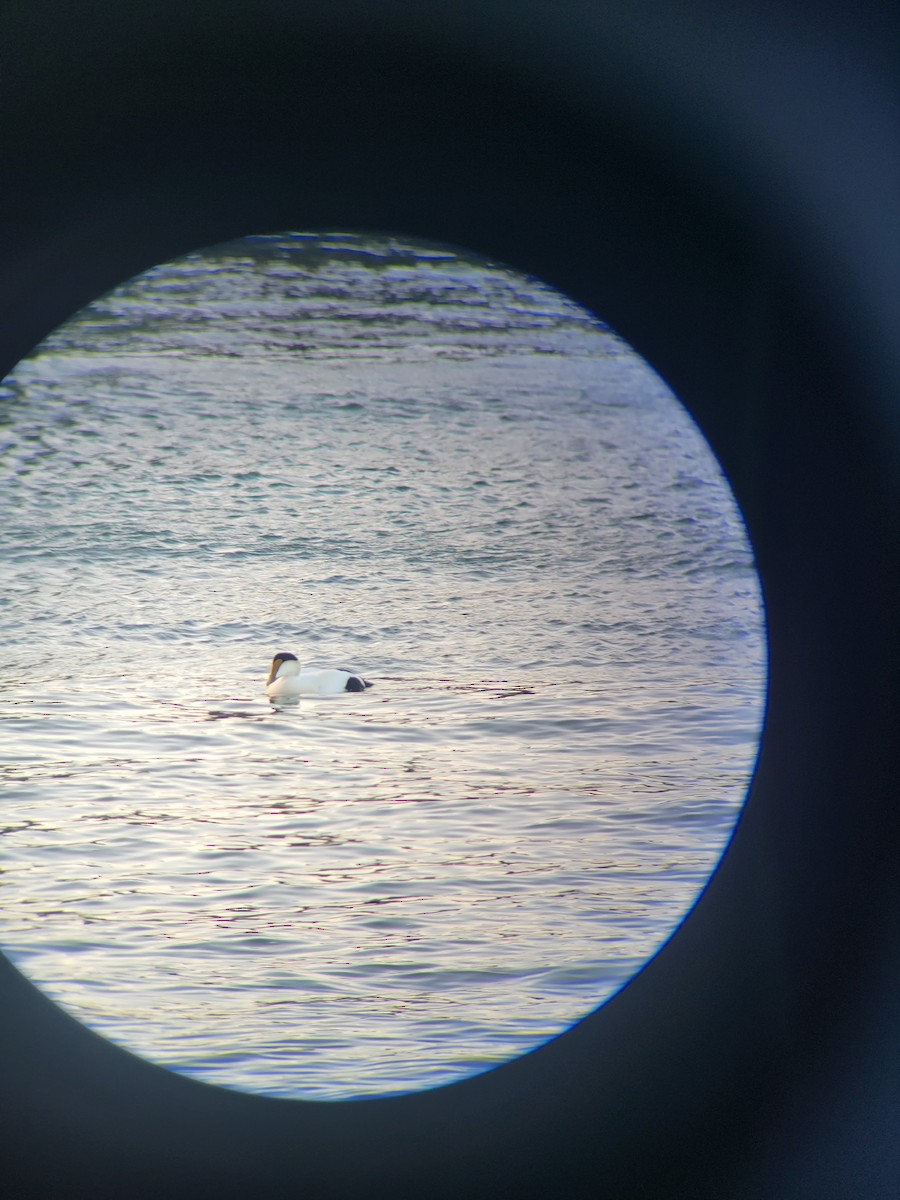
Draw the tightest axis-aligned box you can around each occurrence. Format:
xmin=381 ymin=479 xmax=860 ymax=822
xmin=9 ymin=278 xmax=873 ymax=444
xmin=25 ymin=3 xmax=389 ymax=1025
xmin=266 ymin=651 xmax=373 ymax=699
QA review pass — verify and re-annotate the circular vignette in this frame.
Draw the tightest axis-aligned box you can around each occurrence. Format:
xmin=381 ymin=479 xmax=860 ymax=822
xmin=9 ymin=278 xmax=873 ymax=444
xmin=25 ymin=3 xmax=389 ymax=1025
xmin=0 ymin=4 xmax=898 ymax=1200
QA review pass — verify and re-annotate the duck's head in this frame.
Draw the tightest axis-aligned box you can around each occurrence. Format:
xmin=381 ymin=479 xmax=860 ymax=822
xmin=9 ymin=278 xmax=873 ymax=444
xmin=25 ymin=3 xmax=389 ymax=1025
xmin=267 ymin=651 xmax=299 ymax=685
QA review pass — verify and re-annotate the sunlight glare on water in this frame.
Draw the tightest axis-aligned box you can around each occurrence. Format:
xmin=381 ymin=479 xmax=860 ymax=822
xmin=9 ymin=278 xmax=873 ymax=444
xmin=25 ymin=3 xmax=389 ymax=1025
xmin=0 ymin=231 xmax=765 ymax=1098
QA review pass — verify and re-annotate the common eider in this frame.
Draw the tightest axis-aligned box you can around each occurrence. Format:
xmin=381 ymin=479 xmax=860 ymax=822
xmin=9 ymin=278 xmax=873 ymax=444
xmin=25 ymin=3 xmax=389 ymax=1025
xmin=266 ymin=651 xmax=373 ymax=698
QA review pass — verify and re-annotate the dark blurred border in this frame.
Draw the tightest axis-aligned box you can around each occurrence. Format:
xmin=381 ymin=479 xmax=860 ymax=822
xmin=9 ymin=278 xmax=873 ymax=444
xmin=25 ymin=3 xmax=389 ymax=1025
xmin=1 ymin=2 xmax=898 ymax=1196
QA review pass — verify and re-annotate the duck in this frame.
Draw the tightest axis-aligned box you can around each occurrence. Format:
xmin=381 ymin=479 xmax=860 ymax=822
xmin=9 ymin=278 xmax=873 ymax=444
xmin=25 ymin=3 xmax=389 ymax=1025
xmin=266 ymin=651 xmax=373 ymax=699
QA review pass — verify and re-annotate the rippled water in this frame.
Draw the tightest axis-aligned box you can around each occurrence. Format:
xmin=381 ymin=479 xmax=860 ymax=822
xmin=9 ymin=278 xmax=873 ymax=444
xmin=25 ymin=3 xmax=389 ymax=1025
xmin=0 ymin=232 xmax=765 ymax=1098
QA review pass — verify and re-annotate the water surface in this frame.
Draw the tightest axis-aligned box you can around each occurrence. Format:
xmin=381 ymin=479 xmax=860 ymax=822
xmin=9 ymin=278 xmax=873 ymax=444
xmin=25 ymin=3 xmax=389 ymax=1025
xmin=0 ymin=232 xmax=765 ymax=1098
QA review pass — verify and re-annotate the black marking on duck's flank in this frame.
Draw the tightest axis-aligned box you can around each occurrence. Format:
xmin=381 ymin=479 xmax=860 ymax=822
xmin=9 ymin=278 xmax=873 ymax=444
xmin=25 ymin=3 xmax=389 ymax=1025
xmin=345 ymin=676 xmax=373 ymax=692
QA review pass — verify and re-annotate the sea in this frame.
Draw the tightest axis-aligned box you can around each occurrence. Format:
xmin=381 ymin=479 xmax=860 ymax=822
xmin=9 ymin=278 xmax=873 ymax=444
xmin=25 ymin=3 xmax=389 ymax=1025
xmin=0 ymin=231 xmax=765 ymax=1099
